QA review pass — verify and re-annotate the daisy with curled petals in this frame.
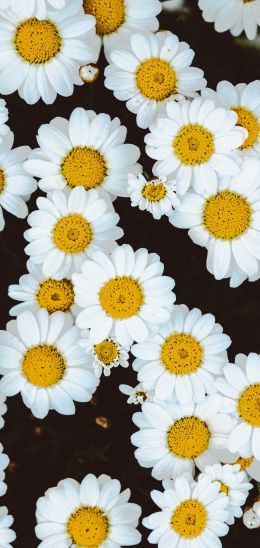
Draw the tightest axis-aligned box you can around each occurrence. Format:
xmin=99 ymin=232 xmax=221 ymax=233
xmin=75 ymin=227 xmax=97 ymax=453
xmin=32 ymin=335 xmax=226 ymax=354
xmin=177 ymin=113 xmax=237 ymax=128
xmin=0 ymin=309 xmax=99 ymax=419
xmin=131 ymin=395 xmax=236 ymax=480
xmin=0 ymin=99 xmax=9 ymax=144
xmin=24 ymin=187 xmax=123 ymax=280
xmin=131 ymin=304 xmax=231 ymax=404
xmin=143 ymin=475 xmax=229 ymax=547
xmin=0 ymin=507 xmax=16 ymax=548
xmin=0 ymin=0 xmax=65 ymax=19
xmin=119 ymin=382 xmax=151 ymax=405
xmin=145 ymin=97 xmax=247 ymax=195
xmin=104 ymin=31 xmax=206 ymax=129
xmin=0 ymin=444 xmax=9 ymax=497
xmin=0 ymin=0 xmax=99 ymax=104
xmin=0 ymin=394 xmax=7 ymax=430
xmin=24 ymin=107 xmax=140 ymax=197
xmin=35 ymin=472 xmax=142 ymax=547
xmin=73 ymin=244 xmax=175 ymax=347
xmin=128 ymin=172 xmax=179 ymax=220
xmin=199 ymin=0 xmax=260 ymax=41
xmin=79 ymin=329 xmax=129 ymax=378
xmin=170 ymin=157 xmax=260 ymax=287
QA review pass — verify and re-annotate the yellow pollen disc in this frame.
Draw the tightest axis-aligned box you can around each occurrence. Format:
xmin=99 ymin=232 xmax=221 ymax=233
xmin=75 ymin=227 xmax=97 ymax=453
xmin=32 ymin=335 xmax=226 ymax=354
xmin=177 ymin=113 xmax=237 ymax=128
xmin=67 ymin=506 xmax=109 ymax=547
xmin=174 ymin=124 xmax=214 ymax=166
xmin=99 ymin=276 xmax=144 ymax=320
xmin=237 ymin=383 xmax=260 ymax=427
xmin=61 ymin=147 xmax=107 ymax=190
xmin=167 ymin=416 xmax=211 ymax=459
xmin=53 ymin=214 xmax=93 ymax=254
xmin=22 ymin=344 xmax=66 ymax=387
xmin=235 ymin=455 xmax=254 ymax=470
xmin=142 ymin=181 xmax=167 ymax=202
xmin=83 ymin=0 xmax=125 ymax=36
xmin=232 ymin=106 xmax=259 ymax=150
xmin=216 ymin=481 xmax=230 ymax=495
xmin=136 ymin=390 xmax=147 ymax=400
xmin=171 ymin=499 xmax=207 ymax=538
xmin=36 ymin=278 xmax=74 ymax=313
xmin=203 ymin=190 xmax=251 ymax=240
xmin=0 ymin=169 xmax=5 ymax=194
xmin=136 ymin=58 xmax=177 ymax=102
xmin=161 ymin=333 xmax=203 ymax=375
xmin=94 ymin=339 xmax=119 ymax=365
xmin=14 ymin=18 xmax=62 ymax=64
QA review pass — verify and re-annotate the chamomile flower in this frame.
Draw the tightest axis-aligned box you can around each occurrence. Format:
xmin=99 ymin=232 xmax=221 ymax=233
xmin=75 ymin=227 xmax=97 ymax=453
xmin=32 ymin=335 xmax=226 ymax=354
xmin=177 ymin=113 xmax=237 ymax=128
xmin=105 ymin=30 xmax=206 ymax=130
xmin=0 ymin=99 xmax=9 ymax=144
xmin=0 ymin=507 xmax=16 ymax=547
xmin=119 ymin=382 xmax=151 ymax=404
xmin=79 ymin=330 xmax=129 ymax=378
xmin=73 ymin=244 xmax=175 ymax=347
xmin=24 ymin=107 xmax=140 ymax=197
xmin=143 ymin=475 xmax=229 ymax=547
xmin=35 ymin=473 xmax=142 ymax=547
xmin=83 ymin=0 xmax=161 ymax=61
xmin=8 ymin=261 xmax=77 ymax=317
xmin=131 ymin=304 xmax=231 ymax=404
xmin=215 ymin=450 xmax=260 ymax=482
xmin=170 ymin=157 xmax=260 ymax=287
xmin=0 ymin=0 xmax=65 ymax=18
xmin=131 ymin=395 xmax=236 ymax=480
xmin=0 ymin=444 xmax=9 ymax=497
xmin=145 ymin=97 xmax=247 ymax=195
xmin=0 ymin=0 xmax=99 ymax=104
xmin=199 ymin=0 xmax=260 ymax=41
xmin=0 ymin=309 xmax=99 ymax=419
xmin=24 ymin=187 xmax=123 ymax=280
xmin=0 ymin=394 xmax=7 ymax=430
xmin=128 ymin=172 xmax=179 ymax=220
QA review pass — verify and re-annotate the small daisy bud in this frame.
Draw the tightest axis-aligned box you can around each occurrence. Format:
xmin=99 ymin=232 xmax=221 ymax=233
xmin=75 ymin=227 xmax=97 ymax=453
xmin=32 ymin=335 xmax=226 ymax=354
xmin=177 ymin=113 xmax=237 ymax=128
xmin=79 ymin=64 xmax=99 ymax=83
xmin=243 ymin=507 xmax=260 ymax=529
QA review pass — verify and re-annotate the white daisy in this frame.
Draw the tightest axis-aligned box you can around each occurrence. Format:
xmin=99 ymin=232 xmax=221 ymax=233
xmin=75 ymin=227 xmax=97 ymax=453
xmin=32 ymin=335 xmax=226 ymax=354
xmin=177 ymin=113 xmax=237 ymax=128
xmin=0 ymin=0 xmax=99 ymax=104
xmin=128 ymin=172 xmax=179 ymax=220
xmin=217 ymin=450 xmax=260 ymax=482
xmin=0 ymin=132 xmax=36 ymax=231
xmin=83 ymin=0 xmax=162 ymax=61
xmin=119 ymin=382 xmax=151 ymax=405
xmin=0 ymin=444 xmax=9 ymax=497
xmin=24 ymin=187 xmax=123 ymax=280
xmin=215 ymin=352 xmax=260 ymax=460
xmin=35 ymin=472 xmax=142 ymax=547
xmin=0 ymin=393 xmax=7 ymax=430
xmin=0 ymin=507 xmax=16 ymax=548
xmin=169 ymin=157 xmax=260 ymax=287
xmin=0 ymin=309 xmax=99 ymax=419
xmin=145 ymin=97 xmax=247 ymax=195
xmin=73 ymin=244 xmax=175 ymax=347
xmin=8 ymin=260 xmax=78 ymax=317
xmin=79 ymin=329 xmax=129 ymax=378
xmin=131 ymin=395 xmax=236 ymax=480
xmin=105 ymin=31 xmax=206 ymax=130
xmin=143 ymin=475 xmax=229 ymax=547
xmin=24 ymin=107 xmax=140 ymax=197
xmin=131 ymin=304 xmax=231 ymax=404
xmin=199 ymin=0 xmax=260 ymax=41
xmin=0 ymin=0 xmax=65 ymax=18
xmin=0 ymin=99 xmax=9 ymax=144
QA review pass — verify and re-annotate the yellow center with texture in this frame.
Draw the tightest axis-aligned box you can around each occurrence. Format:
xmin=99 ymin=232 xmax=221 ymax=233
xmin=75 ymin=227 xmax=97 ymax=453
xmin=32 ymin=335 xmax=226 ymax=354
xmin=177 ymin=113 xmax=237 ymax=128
xmin=235 ymin=455 xmax=254 ymax=470
xmin=232 ymin=106 xmax=259 ymax=150
xmin=203 ymin=190 xmax=251 ymax=240
xmin=142 ymin=182 xmax=167 ymax=202
xmin=174 ymin=124 xmax=214 ymax=165
xmin=83 ymin=0 xmax=125 ymax=36
xmin=161 ymin=333 xmax=203 ymax=375
xmin=94 ymin=339 xmax=119 ymax=365
xmin=167 ymin=416 xmax=211 ymax=459
xmin=0 ymin=169 xmax=5 ymax=194
xmin=136 ymin=58 xmax=177 ymax=101
xmin=238 ymin=383 xmax=260 ymax=426
xmin=171 ymin=499 xmax=207 ymax=538
xmin=67 ymin=506 xmax=109 ymax=547
xmin=99 ymin=276 xmax=144 ymax=319
xmin=53 ymin=214 xmax=93 ymax=254
xmin=22 ymin=345 xmax=66 ymax=387
xmin=36 ymin=278 xmax=74 ymax=313
xmin=61 ymin=147 xmax=107 ymax=189
xmin=14 ymin=18 xmax=62 ymax=64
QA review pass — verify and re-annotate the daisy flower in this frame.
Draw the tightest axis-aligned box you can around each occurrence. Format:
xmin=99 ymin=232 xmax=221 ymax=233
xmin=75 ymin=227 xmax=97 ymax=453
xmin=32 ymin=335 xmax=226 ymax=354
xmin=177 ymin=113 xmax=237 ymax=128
xmin=200 ymin=463 xmax=253 ymax=524
xmin=73 ymin=244 xmax=175 ymax=346
xmin=216 ymin=352 xmax=260 ymax=460
xmin=0 ymin=507 xmax=16 ymax=548
xmin=214 ymin=450 xmax=260 ymax=482
xmin=131 ymin=304 xmax=231 ymax=404
xmin=145 ymin=97 xmax=247 ymax=195
xmin=0 ymin=0 xmax=65 ymax=18
xmin=199 ymin=0 xmax=260 ymax=41
xmin=35 ymin=472 xmax=142 ymax=547
xmin=128 ymin=172 xmax=179 ymax=220
xmin=24 ymin=107 xmax=140 ymax=197
xmin=79 ymin=330 xmax=129 ymax=378
xmin=0 ymin=99 xmax=9 ymax=144
xmin=83 ymin=0 xmax=161 ymax=61
xmin=0 ymin=0 xmax=99 ymax=104
xmin=104 ymin=31 xmax=206 ymax=129
xmin=119 ymin=382 xmax=151 ymax=405
xmin=24 ymin=187 xmax=123 ymax=280
xmin=0 ymin=394 xmax=7 ymax=430
xmin=0 ymin=309 xmax=99 ymax=419
xmin=170 ymin=157 xmax=260 ymax=287
xmin=8 ymin=260 xmax=78 ymax=317
xmin=0 ymin=444 xmax=9 ymax=497
xmin=131 ymin=395 xmax=236 ymax=480
xmin=0 ymin=132 xmax=36 ymax=231
xmin=143 ymin=475 xmax=229 ymax=547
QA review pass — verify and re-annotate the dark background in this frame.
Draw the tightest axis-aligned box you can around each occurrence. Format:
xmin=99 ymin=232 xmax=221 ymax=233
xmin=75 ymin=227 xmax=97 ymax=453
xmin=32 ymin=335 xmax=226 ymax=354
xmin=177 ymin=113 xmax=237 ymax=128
xmin=1 ymin=1 xmax=260 ymax=545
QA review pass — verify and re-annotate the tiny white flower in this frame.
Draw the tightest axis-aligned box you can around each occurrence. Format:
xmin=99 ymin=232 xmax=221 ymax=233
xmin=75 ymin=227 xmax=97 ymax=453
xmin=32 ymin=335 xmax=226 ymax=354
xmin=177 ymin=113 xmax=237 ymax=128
xmin=128 ymin=172 xmax=179 ymax=219
xmin=119 ymin=382 xmax=151 ymax=405
xmin=79 ymin=330 xmax=129 ymax=378
xmin=199 ymin=0 xmax=260 ymax=41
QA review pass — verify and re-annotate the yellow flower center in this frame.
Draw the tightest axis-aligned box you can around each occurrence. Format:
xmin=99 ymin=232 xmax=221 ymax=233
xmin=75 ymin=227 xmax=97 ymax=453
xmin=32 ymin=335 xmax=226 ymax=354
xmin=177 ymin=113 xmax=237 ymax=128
xmin=36 ymin=278 xmax=74 ymax=313
xmin=67 ymin=506 xmax=109 ymax=547
xmin=61 ymin=147 xmax=107 ymax=190
xmin=203 ymin=190 xmax=251 ymax=240
xmin=167 ymin=416 xmax=211 ymax=459
xmin=0 ymin=169 xmax=5 ymax=194
xmin=232 ymin=106 xmax=259 ymax=150
xmin=235 ymin=455 xmax=254 ymax=470
xmin=14 ymin=18 xmax=62 ymax=64
xmin=142 ymin=181 xmax=167 ymax=202
xmin=94 ymin=339 xmax=119 ymax=365
xmin=83 ymin=0 xmax=125 ymax=36
xmin=173 ymin=124 xmax=214 ymax=165
xmin=53 ymin=214 xmax=93 ymax=254
xmin=136 ymin=58 xmax=177 ymax=102
xmin=216 ymin=481 xmax=230 ymax=495
xmin=238 ymin=383 xmax=260 ymax=427
xmin=171 ymin=499 xmax=207 ymax=539
xmin=161 ymin=333 xmax=203 ymax=375
xmin=22 ymin=344 xmax=66 ymax=387
xmin=99 ymin=276 xmax=144 ymax=320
